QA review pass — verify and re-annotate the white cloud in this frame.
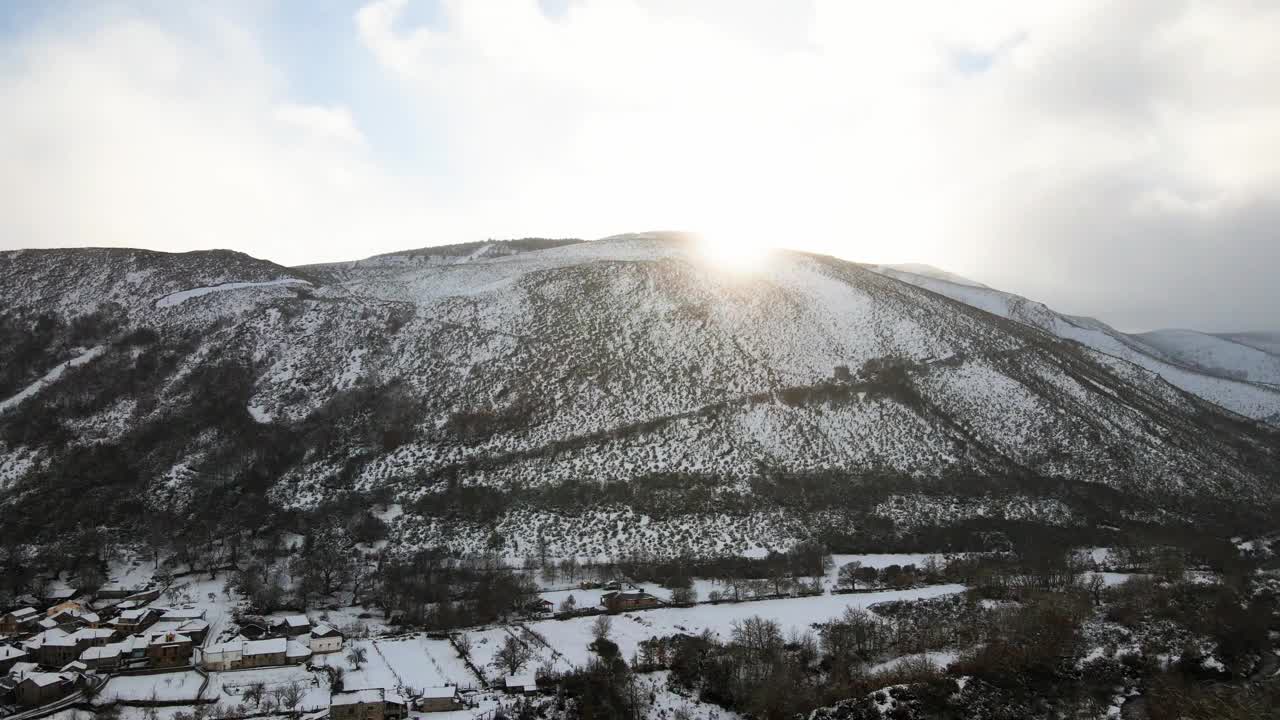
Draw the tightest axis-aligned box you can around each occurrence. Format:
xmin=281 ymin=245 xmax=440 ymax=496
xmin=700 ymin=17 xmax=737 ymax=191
xmin=0 ymin=16 xmax=452 ymax=265
xmin=2 ymin=1 xmax=1279 ymax=329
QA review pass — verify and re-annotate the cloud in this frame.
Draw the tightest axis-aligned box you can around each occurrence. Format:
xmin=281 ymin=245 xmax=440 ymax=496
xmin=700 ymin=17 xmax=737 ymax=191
xmin=1 ymin=1 xmax=1278 ymax=330
xmin=0 ymin=14 xmax=451 ymax=265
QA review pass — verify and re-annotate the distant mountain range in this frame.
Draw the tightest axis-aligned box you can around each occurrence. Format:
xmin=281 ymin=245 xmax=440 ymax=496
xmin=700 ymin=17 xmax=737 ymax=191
xmin=872 ymin=265 xmax=1280 ymax=425
xmin=2 ymin=234 xmax=1277 ymax=558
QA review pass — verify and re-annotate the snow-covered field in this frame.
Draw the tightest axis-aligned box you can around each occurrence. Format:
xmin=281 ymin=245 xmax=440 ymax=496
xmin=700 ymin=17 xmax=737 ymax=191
xmin=215 ymin=665 xmax=329 ymax=711
xmin=103 ymin=671 xmax=208 ymax=703
xmin=312 ymin=635 xmax=483 ymax=694
xmin=526 ymin=584 xmax=965 ymax=668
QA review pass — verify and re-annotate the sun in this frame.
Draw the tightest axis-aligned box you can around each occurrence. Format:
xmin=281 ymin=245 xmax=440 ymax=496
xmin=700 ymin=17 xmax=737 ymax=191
xmin=692 ymin=227 xmax=772 ymax=272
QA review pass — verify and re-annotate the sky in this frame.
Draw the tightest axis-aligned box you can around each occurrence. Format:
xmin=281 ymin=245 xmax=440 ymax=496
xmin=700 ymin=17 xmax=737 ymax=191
xmin=0 ymin=1 xmax=1278 ymax=332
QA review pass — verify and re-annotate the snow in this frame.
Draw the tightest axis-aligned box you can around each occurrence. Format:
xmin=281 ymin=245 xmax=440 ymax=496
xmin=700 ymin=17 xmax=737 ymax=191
xmin=1137 ymin=329 xmax=1280 ymax=386
xmin=104 ymin=671 xmax=207 ymax=702
xmin=313 ymin=635 xmax=481 ymax=695
xmin=0 ymin=346 xmax=105 ymax=412
xmin=877 ymin=266 xmax=1280 ymax=421
xmin=155 ymin=279 xmax=310 ymax=308
xmin=523 ymin=584 xmax=965 ymax=668
xmin=869 ymin=651 xmax=960 ymax=674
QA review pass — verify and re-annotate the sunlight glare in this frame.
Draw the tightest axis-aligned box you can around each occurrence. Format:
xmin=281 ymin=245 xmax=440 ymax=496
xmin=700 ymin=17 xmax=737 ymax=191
xmin=693 ymin=227 xmax=772 ymax=273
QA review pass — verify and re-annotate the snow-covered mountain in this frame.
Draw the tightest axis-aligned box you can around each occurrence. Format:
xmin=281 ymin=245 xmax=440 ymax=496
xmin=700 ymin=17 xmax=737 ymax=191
xmin=1135 ymin=329 xmax=1280 ymax=387
xmin=872 ymin=266 xmax=1280 ymax=425
xmin=2 ymin=235 xmax=1278 ymax=557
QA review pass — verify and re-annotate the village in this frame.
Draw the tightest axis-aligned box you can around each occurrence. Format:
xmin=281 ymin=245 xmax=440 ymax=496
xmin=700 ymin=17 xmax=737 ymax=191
xmin=0 ymin=544 xmax=989 ymax=720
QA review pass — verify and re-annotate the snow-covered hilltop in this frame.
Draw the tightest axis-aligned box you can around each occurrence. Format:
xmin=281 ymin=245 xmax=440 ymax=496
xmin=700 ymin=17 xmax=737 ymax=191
xmin=873 ymin=265 xmax=1280 ymax=424
xmin=2 ymin=235 xmax=1278 ymax=556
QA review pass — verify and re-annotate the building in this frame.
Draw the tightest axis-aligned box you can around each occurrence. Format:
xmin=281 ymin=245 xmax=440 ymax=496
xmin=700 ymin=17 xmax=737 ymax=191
xmin=14 ymin=672 xmax=74 ymax=706
xmin=504 ymin=675 xmax=538 ymax=695
xmin=79 ymin=643 xmax=124 ymax=672
xmin=601 ymin=591 xmax=660 ymax=613
xmin=276 ymin=615 xmax=311 ymax=637
xmin=522 ymin=599 xmax=553 ymax=616
xmin=41 ymin=589 xmax=78 ymax=606
xmin=23 ymin=629 xmax=81 ymax=668
xmin=0 ymin=645 xmax=28 ymax=673
xmin=145 ymin=632 xmax=193 ymax=669
xmin=0 ymin=608 xmax=39 ymax=636
xmin=96 ymin=581 xmax=152 ymax=600
xmin=111 ymin=608 xmax=159 ymax=635
xmin=158 ymin=607 xmax=206 ymax=622
xmin=199 ymin=637 xmax=295 ymax=671
xmin=199 ymin=640 xmax=243 ymax=672
xmin=416 ymin=686 xmax=461 ymax=713
xmin=308 ymin=623 xmax=344 ymax=654
xmin=330 ymin=688 xmax=407 ymax=720
xmin=147 ymin=619 xmax=209 ymax=645
xmin=242 ymin=638 xmax=287 ymax=668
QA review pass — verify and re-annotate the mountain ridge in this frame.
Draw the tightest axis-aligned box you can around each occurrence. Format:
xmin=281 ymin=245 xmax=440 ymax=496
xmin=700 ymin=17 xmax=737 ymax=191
xmin=2 ymin=235 xmax=1277 ymax=558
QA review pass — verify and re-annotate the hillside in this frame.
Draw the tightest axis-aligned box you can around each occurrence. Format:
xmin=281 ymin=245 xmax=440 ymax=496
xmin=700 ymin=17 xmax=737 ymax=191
xmin=1136 ymin=329 xmax=1280 ymax=387
xmin=872 ymin=266 xmax=1280 ymax=425
xmin=2 ymin=235 xmax=1278 ymax=559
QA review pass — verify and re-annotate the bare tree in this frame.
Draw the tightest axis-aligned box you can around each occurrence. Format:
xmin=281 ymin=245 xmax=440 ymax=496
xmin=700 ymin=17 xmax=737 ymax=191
xmin=275 ymin=681 xmax=305 ymax=712
xmin=591 ymin=614 xmax=613 ymax=641
xmin=494 ymin=635 xmax=534 ymax=676
xmin=241 ymin=682 xmax=265 ymax=708
xmin=346 ymin=646 xmax=368 ymax=670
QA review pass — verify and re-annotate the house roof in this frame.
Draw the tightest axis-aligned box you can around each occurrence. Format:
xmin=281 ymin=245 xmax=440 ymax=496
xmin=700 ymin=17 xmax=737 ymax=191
xmin=24 ymin=629 xmax=76 ymax=649
xmin=420 ymin=686 xmax=457 ymax=699
xmin=71 ymin=628 xmax=115 ymax=643
xmin=282 ymin=615 xmax=310 ymax=628
xmin=310 ymin=622 xmax=342 ymax=638
xmin=159 ymin=607 xmax=206 ymax=621
xmin=60 ymin=661 xmax=87 ymax=672
xmin=147 ymin=632 xmax=192 ymax=646
xmin=0 ymin=646 xmax=26 ymax=661
xmin=285 ymin=640 xmax=312 ymax=658
xmin=44 ymin=589 xmax=77 ymax=601
xmin=116 ymin=608 xmax=152 ymax=621
xmin=80 ymin=645 xmax=123 ymax=661
xmin=331 ymin=688 xmax=385 ymax=706
xmin=5 ymin=608 xmax=37 ymax=620
xmin=243 ymin=638 xmax=287 ymax=656
xmin=505 ymin=674 xmax=537 ymax=691
xmin=9 ymin=661 xmax=39 ymax=675
xmin=22 ymin=672 xmax=71 ymax=688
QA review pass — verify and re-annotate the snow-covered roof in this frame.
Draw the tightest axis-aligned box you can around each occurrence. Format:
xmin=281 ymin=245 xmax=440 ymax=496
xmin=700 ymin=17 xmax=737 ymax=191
xmin=9 ymin=661 xmax=39 ymax=676
xmin=159 ymin=607 xmax=206 ymax=620
xmin=148 ymin=632 xmax=192 ymax=646
xmin=60 ymin=661 xmax=87 ymax=672
xmin=0 ymin=646 xmax=26 ymax=661
xmin=331 ymin=688 xmax=385 ymax=706
xmin=25 ymin=629 xmax=76 ymax=649
xmin=420 ymin=686 xmax=457 ymax=699
xmin=5 ymin=607 xmax=37 ymax=620
xmin=283 ymin=614 xmax=310 ymax=628
xmin=310 ymin=622 xmax=342 ymax=638
xmin=116 ymin=608 xmax=152 ymax=621
xmin=80 ymin=644 xmax=123 ymax=660
xmin=505 ymin=674 xmax=537 ymax=691
xmin=22 ymin=672 xmax=70 ymax=688
xmin=243 ymin=638 xmax=286 ymax=656
xmin=285 ymin=640 xmax=312 ymax=658
xmin=44 ymin=589 xmax=77 ymax=601
xmin=71 ymin=628 xmax=116 ymax=642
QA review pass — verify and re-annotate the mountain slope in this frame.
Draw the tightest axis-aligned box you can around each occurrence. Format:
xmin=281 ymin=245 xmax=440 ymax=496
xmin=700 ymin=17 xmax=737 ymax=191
xmin=1 ymin=235 xmax=1278 ymax=557
xmin=872 ymin=266 xmax=1280 ymax=424
xmin=1136 ymin=329 xmax=1280 ymax=387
